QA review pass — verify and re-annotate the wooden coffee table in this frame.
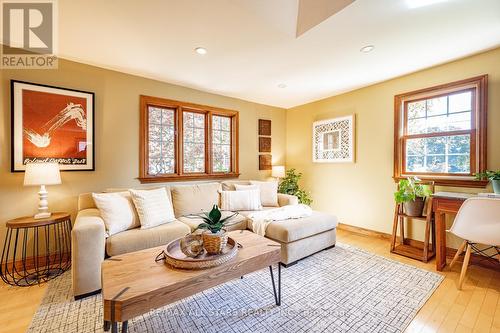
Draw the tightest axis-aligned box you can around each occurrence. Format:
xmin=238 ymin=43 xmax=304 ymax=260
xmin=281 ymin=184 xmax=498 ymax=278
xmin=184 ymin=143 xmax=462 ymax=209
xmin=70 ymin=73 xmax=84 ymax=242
xmin=102 ymin=230 xmax=282 ymax=333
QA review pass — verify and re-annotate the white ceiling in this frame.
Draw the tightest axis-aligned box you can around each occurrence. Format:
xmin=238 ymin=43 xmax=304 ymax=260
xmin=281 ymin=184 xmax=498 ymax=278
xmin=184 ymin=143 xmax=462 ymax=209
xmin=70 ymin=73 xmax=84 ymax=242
xmin=58 ymin=0 xmax=500 ymax=108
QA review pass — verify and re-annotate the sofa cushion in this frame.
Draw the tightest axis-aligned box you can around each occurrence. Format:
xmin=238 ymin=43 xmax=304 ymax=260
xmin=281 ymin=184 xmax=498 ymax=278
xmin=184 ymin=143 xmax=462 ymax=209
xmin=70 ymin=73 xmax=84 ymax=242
xmin=177 ymin=211 xmax=248 ymax=232
xmin=220 ymin=189 xmax=262 ymax=211
xmin=129 ymin=188 xmax=176 ymax=229
xmin=249 ymin=180 xmax=279 ymax=207
xmin=171 ymin=183 xmax=221 ymax=217
xmin=105 ymin=220 xmax=190 ymax=256
xmin=220 ymin=180 xmax=251 ymax=191
xmin=246 ymin=211 xmax=338 ymax=243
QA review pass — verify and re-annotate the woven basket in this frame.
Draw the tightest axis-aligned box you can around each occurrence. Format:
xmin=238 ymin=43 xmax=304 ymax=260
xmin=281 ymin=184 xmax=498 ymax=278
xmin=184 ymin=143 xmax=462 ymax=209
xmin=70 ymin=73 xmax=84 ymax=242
xmin=202 ymin=230 xmax=228 ymax=255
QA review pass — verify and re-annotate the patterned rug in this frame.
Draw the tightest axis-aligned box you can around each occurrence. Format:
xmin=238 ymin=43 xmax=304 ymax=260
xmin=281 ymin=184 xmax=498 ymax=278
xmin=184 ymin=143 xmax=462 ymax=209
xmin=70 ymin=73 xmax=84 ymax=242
xmin=28 ymin=243 xmax=443 ymax=333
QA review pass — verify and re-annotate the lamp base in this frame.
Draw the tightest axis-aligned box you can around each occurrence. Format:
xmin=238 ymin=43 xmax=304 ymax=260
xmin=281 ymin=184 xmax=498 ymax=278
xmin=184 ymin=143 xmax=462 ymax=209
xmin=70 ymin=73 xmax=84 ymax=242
xmin=34 ymin=212 xmax=51 ymax=219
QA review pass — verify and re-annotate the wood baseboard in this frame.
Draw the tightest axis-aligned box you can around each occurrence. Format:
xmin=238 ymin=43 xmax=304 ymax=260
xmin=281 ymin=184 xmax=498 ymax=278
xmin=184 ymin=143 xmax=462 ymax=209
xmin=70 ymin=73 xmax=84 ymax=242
xmin=337 ymin=223 xmax=499 ymax=271
xmin=5 ymin=252 xmax=71 ymax=272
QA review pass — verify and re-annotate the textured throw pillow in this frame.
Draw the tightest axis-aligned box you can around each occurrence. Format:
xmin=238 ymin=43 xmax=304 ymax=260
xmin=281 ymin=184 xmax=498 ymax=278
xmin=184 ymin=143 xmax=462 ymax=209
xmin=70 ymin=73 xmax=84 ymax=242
xmin=92 ymin=192 xmax=140 ymax=236
xmin=129 ymin=188 xmax=176 ymax=229
xmin=220 ymin=190 xmax=262 ymax=211
xmin=249 ymin=180 xmax=279 ymax=207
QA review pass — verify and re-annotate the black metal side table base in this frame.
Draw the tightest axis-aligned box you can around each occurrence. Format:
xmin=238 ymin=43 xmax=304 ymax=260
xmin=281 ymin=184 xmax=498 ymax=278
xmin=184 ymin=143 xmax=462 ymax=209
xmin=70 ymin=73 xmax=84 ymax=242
xmin=0 ymin=213 xmax=72 ymax=286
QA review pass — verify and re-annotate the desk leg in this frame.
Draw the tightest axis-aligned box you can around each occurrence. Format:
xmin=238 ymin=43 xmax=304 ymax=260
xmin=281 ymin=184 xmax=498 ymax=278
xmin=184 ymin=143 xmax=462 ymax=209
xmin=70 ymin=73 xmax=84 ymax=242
xmin=435 ymin=212 xmax=446 ymax=271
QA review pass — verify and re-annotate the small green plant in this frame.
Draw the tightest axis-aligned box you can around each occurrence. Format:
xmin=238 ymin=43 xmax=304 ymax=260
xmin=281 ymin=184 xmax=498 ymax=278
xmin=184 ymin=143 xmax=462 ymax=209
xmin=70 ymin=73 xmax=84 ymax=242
xmin=278 ymin=168 xmax=312 ymax=205
xmin=475 ymin=170 xmax=500 ymax=181
xmin=189 ymin=205 xmax=238 ymax=234
xmin=394 ymin=177 xmax=432 ymax=204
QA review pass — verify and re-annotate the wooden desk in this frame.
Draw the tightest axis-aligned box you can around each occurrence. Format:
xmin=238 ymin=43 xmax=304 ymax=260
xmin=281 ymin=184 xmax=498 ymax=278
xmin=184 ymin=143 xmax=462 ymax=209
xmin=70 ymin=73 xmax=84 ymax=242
xmin=432 ymin=192 xmax=476 ymax=271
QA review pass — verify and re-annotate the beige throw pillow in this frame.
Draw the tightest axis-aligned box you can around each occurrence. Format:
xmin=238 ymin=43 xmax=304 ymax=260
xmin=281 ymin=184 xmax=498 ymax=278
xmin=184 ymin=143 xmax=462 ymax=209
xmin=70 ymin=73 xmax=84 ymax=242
xmin=92 ymin=192 xmax=140 ymax=236
xmin=220 ymin=190 xmax=262 ymax=211
xmin=129 ymin=188 xmax=176 ymax=229
xmin=249 ymin=180 xmax=279 ymax=207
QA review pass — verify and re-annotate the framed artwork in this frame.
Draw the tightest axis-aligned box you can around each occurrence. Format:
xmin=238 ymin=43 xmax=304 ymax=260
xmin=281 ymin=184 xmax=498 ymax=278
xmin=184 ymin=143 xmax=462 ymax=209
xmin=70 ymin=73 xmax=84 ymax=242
xmin=259 ymin=154 xmax=272 ymax=170
xmin=259 ymin=137 xmax=271 ymax=153
xmin=11 ymin=80 xmax=95 ymax=171
xmin=313 ymin=114 xmax=355 ymax=163
xmin=258 ymin=119 xmax=271 ymax=136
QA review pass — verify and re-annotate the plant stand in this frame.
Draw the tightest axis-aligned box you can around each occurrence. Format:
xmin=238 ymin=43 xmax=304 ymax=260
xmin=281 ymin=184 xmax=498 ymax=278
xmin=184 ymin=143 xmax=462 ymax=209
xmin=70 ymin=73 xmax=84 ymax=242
xmin=390 ymin=182 xmax=436 ymax=263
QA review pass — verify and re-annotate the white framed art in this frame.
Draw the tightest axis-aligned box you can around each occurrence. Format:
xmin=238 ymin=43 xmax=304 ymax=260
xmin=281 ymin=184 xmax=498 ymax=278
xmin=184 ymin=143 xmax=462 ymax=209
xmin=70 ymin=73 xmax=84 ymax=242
xmin=312 ymin=114 xmax=355 ymax=163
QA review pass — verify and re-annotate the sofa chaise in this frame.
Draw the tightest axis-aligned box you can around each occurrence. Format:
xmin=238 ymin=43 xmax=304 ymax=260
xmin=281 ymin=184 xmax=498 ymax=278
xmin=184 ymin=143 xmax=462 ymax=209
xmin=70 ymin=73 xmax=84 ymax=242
xmin=72 ymin=181 xmax=337 ymax=298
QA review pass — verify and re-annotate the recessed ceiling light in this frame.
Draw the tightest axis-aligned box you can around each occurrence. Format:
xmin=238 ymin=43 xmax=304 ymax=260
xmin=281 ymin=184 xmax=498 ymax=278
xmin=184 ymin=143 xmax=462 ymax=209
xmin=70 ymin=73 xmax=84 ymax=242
xmin=406 ymin=0 xmax=448 ymax=9
xmin=194 ymin=47 xmax=207 ymax=55
xmin=278 ymin=83 xmax=287 ymax=88
xmin=360 ymin=45 xmax=375 ymax=53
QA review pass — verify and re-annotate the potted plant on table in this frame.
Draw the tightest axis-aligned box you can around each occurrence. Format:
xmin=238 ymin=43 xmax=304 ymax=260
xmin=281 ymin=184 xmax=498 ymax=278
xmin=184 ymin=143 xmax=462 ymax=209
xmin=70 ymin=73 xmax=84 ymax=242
xmin=189 ymin=205 xmax=238 ymax=255
xmin=475 ymin=170 xmax=500 ymax=194
xmin=394 ymin=177 xmax=433 ymax=217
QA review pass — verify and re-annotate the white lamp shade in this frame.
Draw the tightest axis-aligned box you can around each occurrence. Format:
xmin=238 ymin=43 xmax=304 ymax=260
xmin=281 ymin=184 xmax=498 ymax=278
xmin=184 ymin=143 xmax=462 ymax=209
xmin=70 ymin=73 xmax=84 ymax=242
xmin=272 ymin=165 xmax=285 ymax=178
xmin=24 ymin=162 xmax=61 ymax=186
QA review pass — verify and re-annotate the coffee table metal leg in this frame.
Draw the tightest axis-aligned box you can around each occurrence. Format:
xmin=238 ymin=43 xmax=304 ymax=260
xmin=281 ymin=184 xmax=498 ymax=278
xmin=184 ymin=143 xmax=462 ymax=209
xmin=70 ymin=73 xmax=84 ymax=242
xmin=104 ymin=320 xmax=110 ymax=331
xmin=122 ymin=321 xmax=128 ymax=333
xmin=111 ymin=322 xmax=118 ymax=333
xmin=278 ymin=263 xmax=281 ymax=306
xmin=269 ymin=265 xmax=281 ymax=306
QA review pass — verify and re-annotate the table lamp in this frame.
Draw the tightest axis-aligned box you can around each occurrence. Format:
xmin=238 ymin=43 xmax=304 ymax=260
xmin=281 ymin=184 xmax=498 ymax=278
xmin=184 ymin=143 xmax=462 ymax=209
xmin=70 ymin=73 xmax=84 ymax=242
xmin=272 ymin=165 xmax=285 ymax=179
xmin=24 ymin=162 xmax=61 ymax=219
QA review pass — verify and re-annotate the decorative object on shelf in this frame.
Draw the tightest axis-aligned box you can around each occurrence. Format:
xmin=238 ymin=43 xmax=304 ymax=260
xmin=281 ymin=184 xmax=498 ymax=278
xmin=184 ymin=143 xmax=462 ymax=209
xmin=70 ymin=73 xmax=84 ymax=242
xmin=272 ymin=165 xmax=285 ymax=179
xmin=259 ymin=137 xmax=271 ymax=153
xmin=24 ymin=162 xmax=61 ymax=219
xmin=0 ymin=212 xmax=72 ymax=286
xmin=259 ymin=154 xmax=272 ymax=170
xmin=277 ymin=168 xmax=312 ymax=205
xmin=188 ymin=205 xmax=238 ymax=255
xmin=394 ymin=177 xmax=432 ymax=217
xmin=475 ymin=170 xmax=500 ymax=194
xmin=11 ymin=80 xmax=95 ymax=171
xmin=258 ymin=119 xmax=271 ymax=136
xmin=179 ymin=233 xmax=204 ymax=258
xmin=313 ymin=114 xmax=355 ymax=163
xmin=163 ymin=236 xmax=238 ymax=269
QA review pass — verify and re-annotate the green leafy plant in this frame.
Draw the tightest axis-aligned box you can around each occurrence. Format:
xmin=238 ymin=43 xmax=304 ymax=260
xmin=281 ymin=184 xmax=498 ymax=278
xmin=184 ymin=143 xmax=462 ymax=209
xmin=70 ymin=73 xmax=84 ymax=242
xmin=189 ymin=205 xmax=238 ymax=234
xmin=475 ymin=170 xmax=500 ymax=181
xmin=394 ymin=177 xmax=432 ymax=204
xmin=277 ymin=168 xmax=312 ymax=205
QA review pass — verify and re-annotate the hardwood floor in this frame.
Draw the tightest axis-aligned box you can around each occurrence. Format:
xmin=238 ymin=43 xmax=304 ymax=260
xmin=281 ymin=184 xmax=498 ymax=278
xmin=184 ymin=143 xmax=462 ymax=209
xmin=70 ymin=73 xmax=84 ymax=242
xmin=0 ymin=229 xmax=498 ymax=333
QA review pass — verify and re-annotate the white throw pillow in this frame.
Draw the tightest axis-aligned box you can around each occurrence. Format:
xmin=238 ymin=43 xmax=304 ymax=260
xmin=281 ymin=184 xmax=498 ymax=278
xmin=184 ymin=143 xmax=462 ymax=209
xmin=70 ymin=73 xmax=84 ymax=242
xmin=220 ymin=190 xmax=262 ymax=211
xmin=129 ymin=188 xmax=176 ymax=229
xmin=249 ymin=180 xmax=279 ymax=207
xmin=92 ymin=192 xmax=140 ymax=236
xmin=234 ymin=184 xmax=259 ymax=191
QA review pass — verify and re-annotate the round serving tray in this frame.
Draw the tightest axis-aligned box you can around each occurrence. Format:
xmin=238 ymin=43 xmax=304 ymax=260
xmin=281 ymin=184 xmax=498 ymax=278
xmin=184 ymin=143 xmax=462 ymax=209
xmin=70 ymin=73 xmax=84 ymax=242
xmin=164 ymin=236 xmax=238 ymax=270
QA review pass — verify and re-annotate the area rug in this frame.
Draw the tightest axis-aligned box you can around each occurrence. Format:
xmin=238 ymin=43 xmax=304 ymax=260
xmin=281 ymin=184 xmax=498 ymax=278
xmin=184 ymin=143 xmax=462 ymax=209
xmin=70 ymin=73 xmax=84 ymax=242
xmin=28 ymin=243 xmax=443 ymax=333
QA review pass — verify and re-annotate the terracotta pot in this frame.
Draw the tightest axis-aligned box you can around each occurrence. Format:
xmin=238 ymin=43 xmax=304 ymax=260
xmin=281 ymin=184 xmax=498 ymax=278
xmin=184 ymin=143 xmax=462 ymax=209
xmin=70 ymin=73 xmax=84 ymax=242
xmin=202 ymin=230 xmax=228 ymax=255
xmin=403 ymin=197 xmax=425 ymax=217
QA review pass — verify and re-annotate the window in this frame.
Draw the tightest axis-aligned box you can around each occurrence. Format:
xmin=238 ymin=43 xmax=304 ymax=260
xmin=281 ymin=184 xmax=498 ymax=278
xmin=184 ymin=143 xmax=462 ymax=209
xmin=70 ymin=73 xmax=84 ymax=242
xmin=394 ymin=75 xmax=487 ymax=187
xmin=139 ymin=96 xmax=239 ymax=182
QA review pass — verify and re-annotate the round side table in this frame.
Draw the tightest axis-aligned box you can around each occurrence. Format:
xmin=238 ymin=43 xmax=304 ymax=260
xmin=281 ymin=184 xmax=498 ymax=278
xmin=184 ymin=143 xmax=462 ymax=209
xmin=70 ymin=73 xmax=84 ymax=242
xmin=0 ymin=212 xmax=72 ymax=286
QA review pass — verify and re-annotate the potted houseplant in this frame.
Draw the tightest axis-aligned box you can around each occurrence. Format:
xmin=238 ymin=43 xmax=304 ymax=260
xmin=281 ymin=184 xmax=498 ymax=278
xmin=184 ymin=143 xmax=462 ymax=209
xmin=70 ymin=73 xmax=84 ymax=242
xmin=190 ymin=205 xmax=238 ymax=255
xmin=394 ymin=177 xmax=432 ymax=217
xmin=278 ymin=168 xmax=312 ymax=205
xmin=475 ymin=170 xmax=500 ymax=194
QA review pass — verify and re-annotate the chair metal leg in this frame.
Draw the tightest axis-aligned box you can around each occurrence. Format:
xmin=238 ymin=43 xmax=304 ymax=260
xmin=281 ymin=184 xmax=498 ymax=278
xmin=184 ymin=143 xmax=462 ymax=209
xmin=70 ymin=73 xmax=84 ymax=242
xmin=450 ymin=240 xmax=467 ymax=269
xmin=458 ymin=243 xmax=471 ymax=290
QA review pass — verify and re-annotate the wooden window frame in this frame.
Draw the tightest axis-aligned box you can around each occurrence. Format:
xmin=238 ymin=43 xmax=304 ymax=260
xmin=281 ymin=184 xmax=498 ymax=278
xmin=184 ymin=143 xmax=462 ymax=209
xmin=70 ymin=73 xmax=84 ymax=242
xmin=393 ymin=75 xmax=488 ymax=188
xmin=139 ymin=95 xmax=239 ymax=183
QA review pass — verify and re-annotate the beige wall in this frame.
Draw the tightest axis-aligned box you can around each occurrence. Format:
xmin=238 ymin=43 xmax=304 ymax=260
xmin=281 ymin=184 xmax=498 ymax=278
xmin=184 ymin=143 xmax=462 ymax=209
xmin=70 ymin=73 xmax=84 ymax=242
xmin=0 ymin=59 xmax=286 ymax=240
xmin=286 ymin=47 xmax=500 ymax=247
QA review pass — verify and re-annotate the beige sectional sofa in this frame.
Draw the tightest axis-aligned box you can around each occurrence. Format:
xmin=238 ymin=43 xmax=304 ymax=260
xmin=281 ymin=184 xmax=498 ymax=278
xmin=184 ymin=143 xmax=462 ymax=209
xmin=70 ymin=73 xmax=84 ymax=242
xmin=71 ymin=181 xmax=337 ymax=298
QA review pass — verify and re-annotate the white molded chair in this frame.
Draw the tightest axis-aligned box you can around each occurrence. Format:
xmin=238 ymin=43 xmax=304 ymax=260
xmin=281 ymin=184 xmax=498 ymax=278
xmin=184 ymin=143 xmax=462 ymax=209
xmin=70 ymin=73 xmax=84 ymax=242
xmin=448 ymin=197 xmax=500 ymax=290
